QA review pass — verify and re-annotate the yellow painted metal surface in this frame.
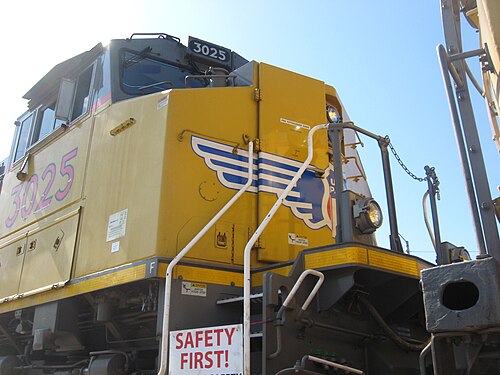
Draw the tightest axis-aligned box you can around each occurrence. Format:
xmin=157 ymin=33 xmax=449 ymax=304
xmin=75 ymin=94 xmax=170 ymax=277
xmin=0 ymin=114 xmax=91 ymax=302
xmin=176 ymin=218 xmax=233 ymax=264
xmin=18 ymin=209 xmax=80 ymax=294
xmin=305 ymin=247 xmax=368 ymax=269
xmin=0 ymin=263 xmax=146 ymax=314
xmin=252 ymin=265 xmax=293 ymax=286
xmin=257 ymin=63 xmax=334 ymax=262
xmin=258 ymin=63 xmax=328 ymax=165
xmin=162 ymin=86 xmax=258 ymax=267
xmin=367 ymin=249 xmax=420 ymax=277
xmin=0 ymin=118 xmax=92 ymax=239
xmin=0 ymin=206 xmax=82 ymax=300
xmin=0 ymin=233 xmax=27 ymax=299
xmin=156 ymin=262 xmax=291 ymax=288
xmin=157 ymin=263 xmax=239 ymax=286
xmin=305 ymin=246 xmax=427 ymax=278
xmin=176 ymin=264 xmax=243 ymax=287
xmin=76 ymin=81 xmax=260 ymax=277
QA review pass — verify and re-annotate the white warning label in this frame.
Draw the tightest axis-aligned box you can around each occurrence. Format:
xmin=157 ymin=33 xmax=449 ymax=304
xmin=181 ymin=281 xmax=207 ymax=297
xmin=288 ymin=233 xmax=309 ymax=247
xmin=106 ymin=209 xmax=128 ymax=242
xmin=111 ymin=241 xmax=120 ymax=253
xmin=157 ymin=95 xmax=169 ymax=110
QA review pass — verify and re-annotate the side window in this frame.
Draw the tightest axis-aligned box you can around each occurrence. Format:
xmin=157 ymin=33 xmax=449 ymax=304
xmin=31 ymin=103 xmax=65 ymax=145
xmin=14 ymin=113 xmax=34 ymax=162
xmin=9 ymin=61 xmax=97 ymax=163
xmin=94 ymin=52 xmax=111 ymax=107
xmin=71 ymin=65 xmax=94 ymax=121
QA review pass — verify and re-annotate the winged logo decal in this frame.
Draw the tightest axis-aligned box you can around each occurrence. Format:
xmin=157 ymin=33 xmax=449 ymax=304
xmin=192 ymin=136 xmax=332 ymax=230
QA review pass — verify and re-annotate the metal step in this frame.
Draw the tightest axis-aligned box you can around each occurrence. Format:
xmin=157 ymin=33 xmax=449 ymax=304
xmin=216 ymin=293 xmax=263 ymax=305
xmin=250 ymin=331 xmax=263 ymax=339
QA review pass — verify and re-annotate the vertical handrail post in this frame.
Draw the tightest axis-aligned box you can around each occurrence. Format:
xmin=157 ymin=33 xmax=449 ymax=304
xmin=379 ymin=137 xmax=403 ymax=253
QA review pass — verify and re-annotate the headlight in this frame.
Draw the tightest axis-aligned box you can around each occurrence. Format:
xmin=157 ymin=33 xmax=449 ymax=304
xmin=326 ymin=104 xmax=341 ymax=123
xmin=353 ymin=198 xmax=383 ymax=234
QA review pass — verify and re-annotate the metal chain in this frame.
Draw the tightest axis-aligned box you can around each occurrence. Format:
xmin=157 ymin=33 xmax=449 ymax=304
xmin=385 ymin=136 xmax=427 ymax=182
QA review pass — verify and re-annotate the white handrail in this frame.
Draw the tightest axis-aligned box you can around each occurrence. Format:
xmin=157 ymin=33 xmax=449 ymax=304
xmin=281 ymin=269 xmax=324 ymax=312
xmin=157 ymin=141 xmax=254 ymax=375
xmin=242 ymin=124 xmax=328 ymax=375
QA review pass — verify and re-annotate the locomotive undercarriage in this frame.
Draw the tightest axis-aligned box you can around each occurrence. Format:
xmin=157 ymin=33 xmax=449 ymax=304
xmin=0 ymin=245 xmax=432 ymax=375
xmin=0 ymin=279 xmax=161 ymax=374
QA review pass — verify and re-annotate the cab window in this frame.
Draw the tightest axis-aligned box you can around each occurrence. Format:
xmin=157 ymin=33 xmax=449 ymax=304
xmin=120 ymin=49 xmax=202 ymax=95
xmin=71 ymin=65 xmax=94 ymax=121
xmin=10 ymin=62 xmax=96 ymax=165
xmin=14 ymin=113 xmax=34 ymax=162
xmin=36 ymin=105 xmax=56 ymax=141
xmin=31 ymin=103 xmax=65 ymax=145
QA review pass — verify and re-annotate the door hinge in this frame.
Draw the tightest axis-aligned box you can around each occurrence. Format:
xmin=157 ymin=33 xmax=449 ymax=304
xmin=253 ymin=138 xmax=261 ymax=153
xmin=254 ymin=88 xmax=262 ymax=102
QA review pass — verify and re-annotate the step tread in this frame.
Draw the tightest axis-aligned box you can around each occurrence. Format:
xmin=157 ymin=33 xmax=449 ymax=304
xmin=216 ymin=293 xmax=263 ymax=305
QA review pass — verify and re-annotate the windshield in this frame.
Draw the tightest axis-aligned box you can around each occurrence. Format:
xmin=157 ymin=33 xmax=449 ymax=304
xmin=120 ymin=49 xmax=204 ymax=95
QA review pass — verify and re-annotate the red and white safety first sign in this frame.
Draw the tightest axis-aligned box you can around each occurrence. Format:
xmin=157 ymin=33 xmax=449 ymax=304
xmin=169 ymin=323 xmax=243 ymax=374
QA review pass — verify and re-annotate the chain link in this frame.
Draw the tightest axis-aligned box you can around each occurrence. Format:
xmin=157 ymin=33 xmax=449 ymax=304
xmin=385 ymin=136 xmax=427 ymax=182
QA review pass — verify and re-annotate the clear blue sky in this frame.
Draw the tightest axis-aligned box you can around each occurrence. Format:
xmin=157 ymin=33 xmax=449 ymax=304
xmin=1 ymin=0 xmax=498 ymax=261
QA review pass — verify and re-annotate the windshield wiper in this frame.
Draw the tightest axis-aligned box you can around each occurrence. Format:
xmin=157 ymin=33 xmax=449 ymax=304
xmin=123 ymin=47 xmax=153 ymax=68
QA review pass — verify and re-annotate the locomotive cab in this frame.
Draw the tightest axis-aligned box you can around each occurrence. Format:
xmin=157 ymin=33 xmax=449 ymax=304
xmin=8 ymin=34 xmax=250 ymax=172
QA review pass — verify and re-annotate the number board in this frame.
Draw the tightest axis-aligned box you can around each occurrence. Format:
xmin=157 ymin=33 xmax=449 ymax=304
xmin=187 ymin=37 xmax=232 ymax=68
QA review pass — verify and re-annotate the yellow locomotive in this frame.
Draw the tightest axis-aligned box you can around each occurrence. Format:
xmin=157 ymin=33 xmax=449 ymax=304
xmin=0 ymin=3 xmax=497 ymax=369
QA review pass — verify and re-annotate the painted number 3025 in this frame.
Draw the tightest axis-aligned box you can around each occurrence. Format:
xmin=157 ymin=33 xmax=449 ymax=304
xmin=5 ymin=148 xmax=78 ymax=228
xmin=191 ymin=41 xmax=227 ymax=62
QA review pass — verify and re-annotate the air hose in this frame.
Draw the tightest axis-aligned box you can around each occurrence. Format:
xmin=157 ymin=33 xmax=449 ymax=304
xmin=422 ymin=191 xmax=436 ymax=248
xmin=358 ymin=296 xmax=429 ymax=352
